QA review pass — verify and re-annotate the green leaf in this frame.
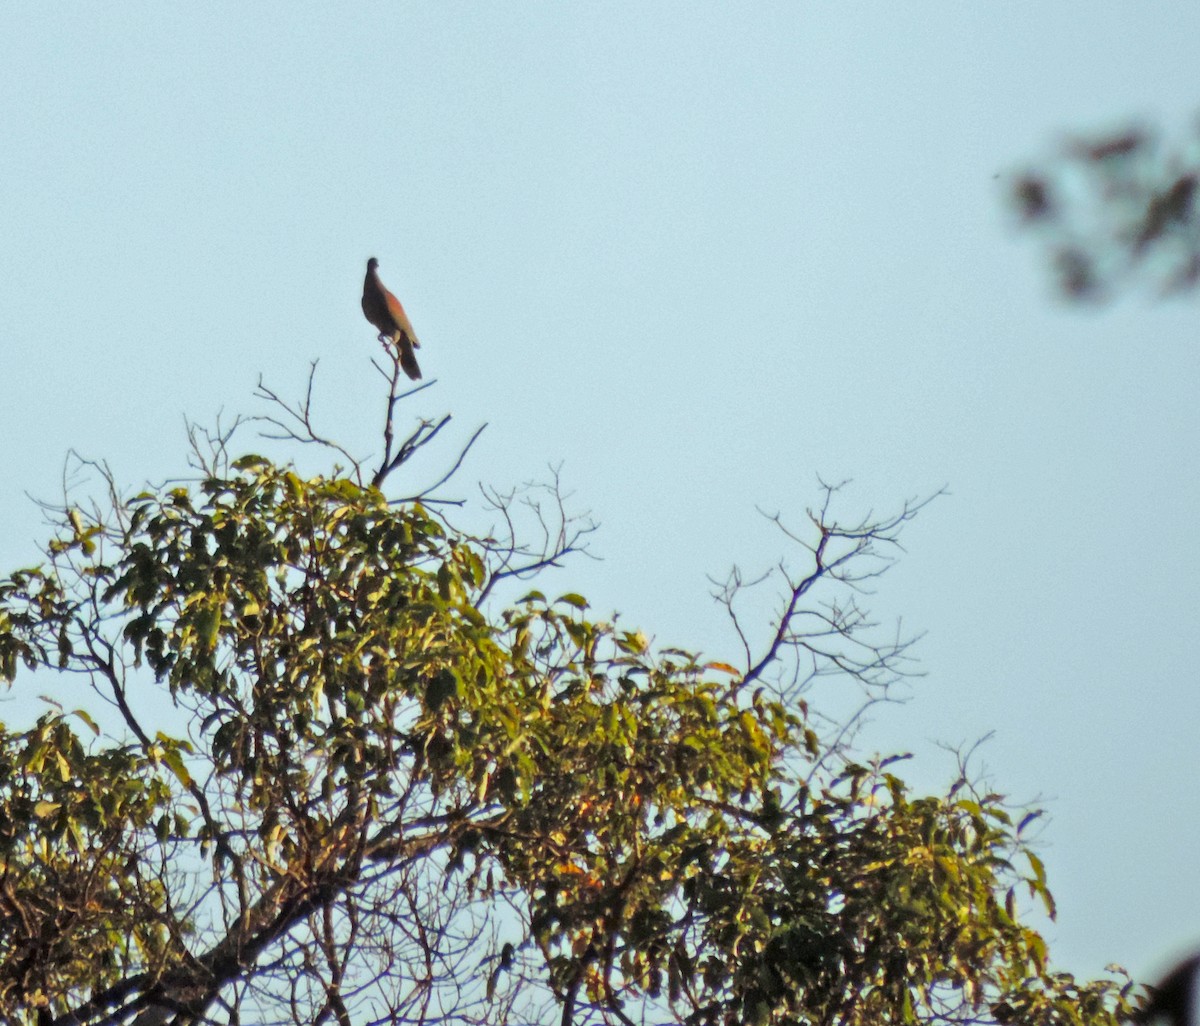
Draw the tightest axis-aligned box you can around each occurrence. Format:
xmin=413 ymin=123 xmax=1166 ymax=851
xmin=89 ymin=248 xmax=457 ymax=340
xmin=22 ymin=741 xmax=47 ymax=773
xmin=426 ymin=669 xmax=460 ymax=712
xmin=616 ymin=631 xmax=648 ymax=654
xmin=70 ymin=708 xmax=100 ymax=736
xmin=161 ymin=748 xmax=193 ymax=788
xmin=604 ymin=704 xmax=620 ymax=735
xmin=284 ymin=471 xmax=304 ymax=498
xmin=748 ymin=998 xmax=771 ymax=1026
xmin=1026 ymin=850 xmax=1047 ymax=888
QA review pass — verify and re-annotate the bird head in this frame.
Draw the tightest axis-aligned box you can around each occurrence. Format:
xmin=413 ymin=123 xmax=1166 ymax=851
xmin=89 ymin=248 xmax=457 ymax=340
xmin=367 ymin=257 xmax=379 ymax=272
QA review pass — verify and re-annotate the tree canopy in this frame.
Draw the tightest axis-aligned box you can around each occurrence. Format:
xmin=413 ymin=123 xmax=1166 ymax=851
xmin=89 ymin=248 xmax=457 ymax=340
xmin=0 ymin=355 xmax=1139 ymax=1026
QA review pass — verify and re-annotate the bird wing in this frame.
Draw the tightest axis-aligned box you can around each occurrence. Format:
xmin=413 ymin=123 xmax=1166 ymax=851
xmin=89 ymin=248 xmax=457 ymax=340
xmin=381 ymin=286 xmax=420 ymax=348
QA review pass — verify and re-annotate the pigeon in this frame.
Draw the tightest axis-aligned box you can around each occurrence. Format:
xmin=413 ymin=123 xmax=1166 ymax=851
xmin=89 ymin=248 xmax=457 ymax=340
xmin=362 ymin=257 xmax=422 ymax=380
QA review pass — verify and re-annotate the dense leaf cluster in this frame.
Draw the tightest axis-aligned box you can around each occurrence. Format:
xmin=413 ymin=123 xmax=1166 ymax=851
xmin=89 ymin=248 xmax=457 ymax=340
xmin=0 ymin=451 xmax=1137 ymax=1026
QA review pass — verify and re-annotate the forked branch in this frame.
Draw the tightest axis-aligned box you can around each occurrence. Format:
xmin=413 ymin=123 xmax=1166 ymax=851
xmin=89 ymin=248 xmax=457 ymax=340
xmin=716 ymin=480 xmax=943 ymax=704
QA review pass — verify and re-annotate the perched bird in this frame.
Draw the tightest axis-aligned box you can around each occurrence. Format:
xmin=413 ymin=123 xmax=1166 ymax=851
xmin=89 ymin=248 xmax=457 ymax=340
xmin=362 ymin=257 xmax=422 ymax=380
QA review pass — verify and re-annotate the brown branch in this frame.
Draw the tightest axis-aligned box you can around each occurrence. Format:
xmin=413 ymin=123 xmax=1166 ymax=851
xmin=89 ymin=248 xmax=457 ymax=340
xmin=55 ymin=823 xmax=464 ymax=1026
xmin=391 ymin=422 xmax=487 ymax=504
xmin=372 ymin=414 xmax=451 ymax=490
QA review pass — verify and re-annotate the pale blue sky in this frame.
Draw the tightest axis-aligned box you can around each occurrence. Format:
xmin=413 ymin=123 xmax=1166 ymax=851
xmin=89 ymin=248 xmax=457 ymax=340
xmin=2 ymin=3 xmax=1198 ymax=986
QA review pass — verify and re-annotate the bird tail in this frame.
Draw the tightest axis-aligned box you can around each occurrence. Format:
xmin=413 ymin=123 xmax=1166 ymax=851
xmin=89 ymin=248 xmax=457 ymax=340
xmin=396 ymin=334 xmax=422 ymax=380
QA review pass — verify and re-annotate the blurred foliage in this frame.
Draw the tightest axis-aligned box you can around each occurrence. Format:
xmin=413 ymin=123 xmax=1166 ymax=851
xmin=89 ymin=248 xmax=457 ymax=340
xmin=1013 ymin=119 xmax=1200 ymax=300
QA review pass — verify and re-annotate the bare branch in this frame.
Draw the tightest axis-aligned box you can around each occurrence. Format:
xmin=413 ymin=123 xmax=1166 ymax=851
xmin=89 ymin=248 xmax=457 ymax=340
xmin=252 ymin=362 xmax=364 ymax=483
xmin=472 ymin=467 xmax=600 ymax=606
xmin=711 ymin=482 xmax=943 ymax=759
xmin=390 ymin=423 xmax=488 ymax=505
